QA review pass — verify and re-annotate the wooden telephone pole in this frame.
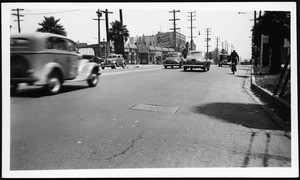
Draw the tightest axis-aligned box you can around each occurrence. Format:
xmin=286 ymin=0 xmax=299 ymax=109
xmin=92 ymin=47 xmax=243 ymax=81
xmin=187 ymin=11 xmax=196 ymax=50
xmin=101 ymin=9 xmax=113 ymax=58
xmin=12 ymin=8 xmax=24 ymax=33
xmin=169 ymin=10 xmax=180 ymax=51
xmin=93 ymin=9 xmax=104 ymax=57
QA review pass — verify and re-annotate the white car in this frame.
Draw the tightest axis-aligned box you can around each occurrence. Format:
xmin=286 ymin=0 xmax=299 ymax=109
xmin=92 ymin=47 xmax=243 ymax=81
xmin=10 ymin=32 xmax=101 ymax=95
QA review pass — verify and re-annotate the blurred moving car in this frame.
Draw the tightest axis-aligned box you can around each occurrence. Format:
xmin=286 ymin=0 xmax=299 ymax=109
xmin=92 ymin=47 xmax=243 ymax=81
xmin=219 ymin=54 xmax=231 ymax=67
xmin=163 ymin=52 xmax=184 ymax=69
xmin=100 ymin=54 xmax=126 ymax=69
xmin=183 ymin=51 xmax=211 ymax=72
xmin=10 ymin=32 xmax=100 ymax=95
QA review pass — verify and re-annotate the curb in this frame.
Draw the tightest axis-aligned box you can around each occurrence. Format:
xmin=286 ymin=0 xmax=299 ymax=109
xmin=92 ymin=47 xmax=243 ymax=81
xmin=244 ymin=66 xmax=291 ymax=135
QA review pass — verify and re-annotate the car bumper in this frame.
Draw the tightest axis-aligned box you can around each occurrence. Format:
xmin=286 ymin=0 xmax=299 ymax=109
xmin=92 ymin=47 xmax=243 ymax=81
xmin=183 ymin=64 xmax=205 ymax=68
xmin=163 ymin=63 xmax=181 ymax=66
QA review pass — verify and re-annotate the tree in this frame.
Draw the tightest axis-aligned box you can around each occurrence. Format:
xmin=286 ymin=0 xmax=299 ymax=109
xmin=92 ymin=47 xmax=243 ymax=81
xmin=36 ymin=16 xmax=67 ymax=36
xmin=252 ymin=11 xmax=290 ymax=74
xmin=108 ymin=20 xmax=129 ymax=55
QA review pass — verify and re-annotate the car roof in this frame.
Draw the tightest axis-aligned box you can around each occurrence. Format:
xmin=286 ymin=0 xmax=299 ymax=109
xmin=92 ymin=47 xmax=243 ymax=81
xmin=11 ymin=32 xmax=75 ymax=51
xmin=11 ymin=32 xmax=69 ymax=40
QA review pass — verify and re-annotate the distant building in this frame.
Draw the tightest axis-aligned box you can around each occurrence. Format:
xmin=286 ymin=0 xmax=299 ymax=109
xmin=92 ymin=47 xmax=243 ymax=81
xmin=130 ymin=31 xmax=186 ymax=52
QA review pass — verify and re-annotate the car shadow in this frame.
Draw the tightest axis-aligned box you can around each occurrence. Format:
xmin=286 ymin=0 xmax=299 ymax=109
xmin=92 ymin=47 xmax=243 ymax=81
xmin=11 ymin=85 xmax=88 ymax=98
xmin=192 ymin=102 xmax=282 ymax=130
xmin=164 ymin=67 xmax=182 ymax=70
xmin=234 ymin=75 xmax=249 ymax=78
xmin=180 ymin=70 xmax=207 ymax=73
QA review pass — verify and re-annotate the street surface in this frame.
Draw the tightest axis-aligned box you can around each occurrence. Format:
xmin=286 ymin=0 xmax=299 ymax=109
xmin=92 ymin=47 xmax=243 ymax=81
xmin=10 ymin=64 xmax=291 ymax=170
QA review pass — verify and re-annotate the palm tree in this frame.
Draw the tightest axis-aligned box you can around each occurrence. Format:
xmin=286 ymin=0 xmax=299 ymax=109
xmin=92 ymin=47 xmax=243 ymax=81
xmin=108 ymin=20 xmax=129 ymax=55
xmin=36 ymin=16 xmax=67 ymax=36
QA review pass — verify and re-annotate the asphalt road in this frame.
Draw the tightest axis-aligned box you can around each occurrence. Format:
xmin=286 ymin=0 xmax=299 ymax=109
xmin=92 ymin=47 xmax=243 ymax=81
xmin=9 ymin=64 xmax=291 ymax=172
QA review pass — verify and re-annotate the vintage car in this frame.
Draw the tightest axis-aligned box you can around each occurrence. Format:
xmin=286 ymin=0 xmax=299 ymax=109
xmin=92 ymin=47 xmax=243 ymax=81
xmin=219 ymin=54 xmax=231 ymax=67
xmin=100 ymin=54 xmax=126 ymax=69
xmin=82 ymin=54 xmax=105 ymax=65
xmin=163 ymin=52 xmax=184 ymax=68
xmin=182 ymin=51 xmax=211 ymax=72
xmin=10 ymin=32 xmax=100 ymax=95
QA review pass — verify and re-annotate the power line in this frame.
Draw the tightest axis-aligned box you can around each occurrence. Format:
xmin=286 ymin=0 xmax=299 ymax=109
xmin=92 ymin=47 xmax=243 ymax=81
xmin=23 ymin=9 xmax=82 ymax=15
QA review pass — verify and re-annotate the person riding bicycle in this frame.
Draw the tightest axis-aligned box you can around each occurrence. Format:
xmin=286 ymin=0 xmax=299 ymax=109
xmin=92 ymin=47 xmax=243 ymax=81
xmin=230 ymin=50 xmax=239 ymax=72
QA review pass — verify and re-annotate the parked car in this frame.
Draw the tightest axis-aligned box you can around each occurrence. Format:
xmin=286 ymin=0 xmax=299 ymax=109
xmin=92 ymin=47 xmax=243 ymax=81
xmin=163 ymin=52 xmax=184 ymax=68
xmin=82 ymin=55 xmax=105 ymax=65
xmin=10 ymin=32 xmax=100 ymax=95
xmin=183 ymin=51 xmax=210 ymax=72
xmin=219 ymin=54 xmax=231 ymax=67
xmin=100 ymin=54 xmax=126 ymax=69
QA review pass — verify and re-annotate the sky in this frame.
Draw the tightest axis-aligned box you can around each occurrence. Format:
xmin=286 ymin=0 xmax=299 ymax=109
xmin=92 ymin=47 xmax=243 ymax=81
xmin=4 ymin=2 xmax=295 ymax=60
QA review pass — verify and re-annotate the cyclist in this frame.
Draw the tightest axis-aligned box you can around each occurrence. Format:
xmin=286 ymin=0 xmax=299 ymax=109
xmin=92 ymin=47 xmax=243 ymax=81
xmin=230 ymin=50 xmax=239 ymax=72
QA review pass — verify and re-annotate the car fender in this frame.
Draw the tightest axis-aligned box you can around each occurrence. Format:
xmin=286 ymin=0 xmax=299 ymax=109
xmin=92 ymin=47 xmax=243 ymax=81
xmin=77 ymin=61 xmax=100 ymax=80
xmin=35 ymin=62 xmax=65 ymax=85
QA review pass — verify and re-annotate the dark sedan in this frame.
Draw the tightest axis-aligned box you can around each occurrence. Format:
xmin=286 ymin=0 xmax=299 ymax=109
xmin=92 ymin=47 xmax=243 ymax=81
xmin=183 ymin=51 xmax=210 ymax=72
xmin=163 ymin=52 xmax=184 ymax=69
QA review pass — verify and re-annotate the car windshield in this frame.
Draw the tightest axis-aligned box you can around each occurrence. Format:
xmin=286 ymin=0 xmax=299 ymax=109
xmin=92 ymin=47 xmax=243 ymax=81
xmin=188 ymin=52 xmax=202 ymax=57
xmin=11 ymin=38 xmax=31 ymax=48
xmin=167 ymin=53 xmax=178 ymax=57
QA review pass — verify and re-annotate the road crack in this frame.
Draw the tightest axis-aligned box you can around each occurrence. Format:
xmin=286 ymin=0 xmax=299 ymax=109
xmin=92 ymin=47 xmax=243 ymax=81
xmin=106 ymin=133 xmax=142 ymax=161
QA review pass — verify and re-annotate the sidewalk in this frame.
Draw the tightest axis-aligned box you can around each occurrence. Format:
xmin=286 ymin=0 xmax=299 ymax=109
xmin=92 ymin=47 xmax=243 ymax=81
xmin=245 ymin=66 xmax=291 ymax=135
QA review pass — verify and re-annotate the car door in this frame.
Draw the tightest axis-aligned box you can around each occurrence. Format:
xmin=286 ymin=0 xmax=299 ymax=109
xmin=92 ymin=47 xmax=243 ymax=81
xmin=47 ymin=37 xmax=70 ymax=78
xmin=66 ymin=40 xmax=80 ymax=78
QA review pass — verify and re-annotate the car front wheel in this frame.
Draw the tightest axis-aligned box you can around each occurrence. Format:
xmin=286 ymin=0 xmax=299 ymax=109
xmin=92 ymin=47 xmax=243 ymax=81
xmin=87 ymin=69 xmax=99 ymax=87
xmin=45 ymin=71 xmax=62 ymax=95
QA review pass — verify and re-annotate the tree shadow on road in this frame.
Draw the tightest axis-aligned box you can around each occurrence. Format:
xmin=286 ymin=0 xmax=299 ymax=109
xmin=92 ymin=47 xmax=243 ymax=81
xmin=192 ymin=102 xmax=282 ymax=130
xmin=11 ymin=85 xmax=88 ymax=98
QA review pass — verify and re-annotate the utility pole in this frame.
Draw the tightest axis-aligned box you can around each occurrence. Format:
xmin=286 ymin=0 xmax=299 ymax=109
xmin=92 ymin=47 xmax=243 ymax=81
xmin=216 ymin=37 xmax=220 ymax=62
xmin=169 ymin=10 xmax=180 ymax=51
xmin=119 ymin=9 xmax=125 ymax=56
xmin=187 ymin=11 xmax=196 ymax=50
xmin=119 ymin=9 xmax=123 ymax=24
xmin=204 ymin=28 xmax=211 ymax=59
xmin=93 ymin=9 xmax=104 ymax=57
xmin=101 ymin=9 xmax=113 ymax=58
xmin=12 ymin=8 xmax=24 ymax=33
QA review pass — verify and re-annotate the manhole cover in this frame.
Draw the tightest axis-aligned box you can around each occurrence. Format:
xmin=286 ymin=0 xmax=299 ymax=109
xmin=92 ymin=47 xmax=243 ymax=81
xmin=129 ymin=103 xmax=180 ymax=114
